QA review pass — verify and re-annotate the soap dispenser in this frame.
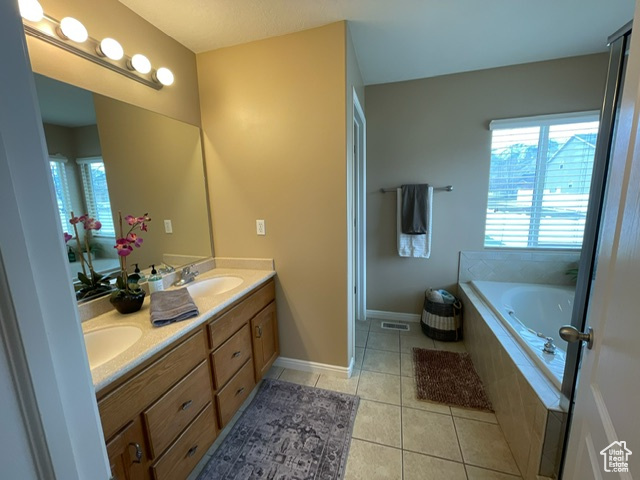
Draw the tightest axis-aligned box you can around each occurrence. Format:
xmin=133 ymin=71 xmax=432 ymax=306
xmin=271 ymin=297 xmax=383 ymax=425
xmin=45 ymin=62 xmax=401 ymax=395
xmin=148 ymin=264 xmax=164 ymax=293
xmin=132 ymin=263 xmax=146 ymax=283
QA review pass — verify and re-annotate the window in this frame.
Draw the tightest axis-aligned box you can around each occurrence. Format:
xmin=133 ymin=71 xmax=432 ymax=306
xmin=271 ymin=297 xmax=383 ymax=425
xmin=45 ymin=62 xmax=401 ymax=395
xmin=77 ymin=157 xmax=115 ymax=237
xmin=49 ymin=155 xmax=73 ymax=234
xmin=485 ymin=112 xmax=600 ymax=249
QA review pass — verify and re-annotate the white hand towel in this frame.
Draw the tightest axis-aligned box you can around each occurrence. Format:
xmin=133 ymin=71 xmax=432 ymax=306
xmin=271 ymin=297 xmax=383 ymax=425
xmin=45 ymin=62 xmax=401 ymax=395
xmin=397 ymin=186 xmax=432 ymax=258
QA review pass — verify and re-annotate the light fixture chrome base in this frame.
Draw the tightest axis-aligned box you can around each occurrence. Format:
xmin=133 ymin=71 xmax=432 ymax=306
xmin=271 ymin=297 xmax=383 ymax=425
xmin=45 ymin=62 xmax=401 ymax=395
xmin=23 ymin=18 xmax=162 ymax=91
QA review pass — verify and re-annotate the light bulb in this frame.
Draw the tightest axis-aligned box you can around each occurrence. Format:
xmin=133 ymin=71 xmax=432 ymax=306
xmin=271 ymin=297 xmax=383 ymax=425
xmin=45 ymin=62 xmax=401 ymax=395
xmin=19 ymin=0 xmax=43 ymax=22
xmin=130 ymin=54 xmax=151 ymax=74
xmin=98 ymin=38 xmax=124 ymax=61
xmin=154 ymin=67 xmax=174 ymax=86
xmin=58 ymin=17 xmax=88 ymax=43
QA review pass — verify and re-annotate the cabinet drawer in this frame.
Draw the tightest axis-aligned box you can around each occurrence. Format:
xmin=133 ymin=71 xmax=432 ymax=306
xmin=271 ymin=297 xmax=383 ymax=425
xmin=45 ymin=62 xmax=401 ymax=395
xmin=208 ymin=280 xmax=275 ymax=350
xmin=99 ymin=331 xmax=207 ymax=440
xmin=216 ymin=359 xmax=255 ymax=427
xmin=212 ymin=324 xmax=252 ymax=389
xmin=151 ymin=403 xmax=217 ymax=480
xmin=144 ymin=360 xmax=212 ymax=458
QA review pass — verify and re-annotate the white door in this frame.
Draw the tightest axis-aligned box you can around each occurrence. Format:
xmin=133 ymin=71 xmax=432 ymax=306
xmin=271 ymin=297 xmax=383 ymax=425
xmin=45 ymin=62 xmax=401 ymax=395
xmin=353 ymin=89 xmax=367 ymax=322
xmin=563 ymin=10 xmax=640 ymax=478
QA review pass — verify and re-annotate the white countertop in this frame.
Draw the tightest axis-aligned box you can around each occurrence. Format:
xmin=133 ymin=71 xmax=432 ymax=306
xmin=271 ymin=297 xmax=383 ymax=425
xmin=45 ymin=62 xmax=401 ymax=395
xmin=83 ymin=267 xmax=276 ymax=392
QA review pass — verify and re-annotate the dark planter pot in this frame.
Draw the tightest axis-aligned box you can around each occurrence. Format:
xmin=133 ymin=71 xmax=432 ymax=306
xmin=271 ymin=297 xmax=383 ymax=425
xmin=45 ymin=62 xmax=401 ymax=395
xmin=110 ymin=290 xmax=146 ymax=314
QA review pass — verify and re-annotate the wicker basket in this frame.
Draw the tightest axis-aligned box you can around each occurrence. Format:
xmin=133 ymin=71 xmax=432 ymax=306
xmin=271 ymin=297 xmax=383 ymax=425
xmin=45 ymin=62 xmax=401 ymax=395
xmin=420 ymin=291 xmax=463 ymax=342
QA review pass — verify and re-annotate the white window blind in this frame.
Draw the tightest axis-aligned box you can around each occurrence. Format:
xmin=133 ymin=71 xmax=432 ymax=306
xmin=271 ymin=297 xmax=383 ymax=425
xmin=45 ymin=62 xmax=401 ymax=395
xmin=49 ymin=155 xmax=73 ymax=234
xmin=77 ymin=157 xmax=115 ymax=237
xmin=485 ymin=111 xmax=600 ymax=249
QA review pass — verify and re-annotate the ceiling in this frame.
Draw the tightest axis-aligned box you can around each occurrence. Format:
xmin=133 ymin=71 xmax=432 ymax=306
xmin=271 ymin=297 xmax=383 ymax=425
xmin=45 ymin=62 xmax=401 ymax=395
xmin=34 ymin=74 xmax=96 ymax=127
xmin=119 ymin=0 xmax=635 ymax=85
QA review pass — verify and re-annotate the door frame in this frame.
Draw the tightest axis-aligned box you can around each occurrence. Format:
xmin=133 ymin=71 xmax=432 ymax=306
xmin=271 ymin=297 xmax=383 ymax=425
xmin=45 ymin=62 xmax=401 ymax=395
xmin=353 ymin=88 xmax=367 ymax=323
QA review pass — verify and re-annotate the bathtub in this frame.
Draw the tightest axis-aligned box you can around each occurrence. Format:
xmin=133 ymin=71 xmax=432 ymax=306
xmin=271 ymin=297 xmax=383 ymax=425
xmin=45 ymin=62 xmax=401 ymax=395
xmin=470 ymin=281 xmax=575 ymax=389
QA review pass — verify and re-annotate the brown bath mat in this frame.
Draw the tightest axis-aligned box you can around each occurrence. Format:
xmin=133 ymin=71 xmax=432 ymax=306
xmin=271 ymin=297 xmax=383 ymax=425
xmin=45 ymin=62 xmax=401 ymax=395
xmin=413 ymin=348 xmax=493 ymax=412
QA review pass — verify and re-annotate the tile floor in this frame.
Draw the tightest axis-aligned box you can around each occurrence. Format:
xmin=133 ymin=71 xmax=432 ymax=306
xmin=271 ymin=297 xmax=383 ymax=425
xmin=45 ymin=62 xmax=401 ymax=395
xmin=189 ymin=319 xmax=523 ymax=480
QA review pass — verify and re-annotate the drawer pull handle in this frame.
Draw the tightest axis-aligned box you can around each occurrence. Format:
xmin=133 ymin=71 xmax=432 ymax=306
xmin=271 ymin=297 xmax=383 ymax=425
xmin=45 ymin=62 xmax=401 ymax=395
xmin=187 ymin=445 xmax=198 ymax=458
xmin=129 ymin=442 xmax=142 ymax=464
xmin=235 ymin=387 xmax=245 ymax=396
xmin=232 ymin=351 xmax=242 ymax=358
xmin=256 ymin=326 xmax=263 ymax=338
xmin=181 ymin=400 xmax=193 ymax=411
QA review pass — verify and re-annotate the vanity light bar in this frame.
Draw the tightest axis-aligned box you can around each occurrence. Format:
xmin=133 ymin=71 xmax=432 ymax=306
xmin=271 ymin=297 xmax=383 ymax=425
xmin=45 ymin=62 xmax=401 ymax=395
xmin=21 ymin=10 xmax=174 ymax=90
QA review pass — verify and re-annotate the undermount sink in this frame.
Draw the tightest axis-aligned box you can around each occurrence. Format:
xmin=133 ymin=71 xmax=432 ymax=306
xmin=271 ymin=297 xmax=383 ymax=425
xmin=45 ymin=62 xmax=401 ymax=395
xmin=83 ymin=325 xmax=142 ymax=369
xmin=187 ymin=276 xmax=243 ymax=298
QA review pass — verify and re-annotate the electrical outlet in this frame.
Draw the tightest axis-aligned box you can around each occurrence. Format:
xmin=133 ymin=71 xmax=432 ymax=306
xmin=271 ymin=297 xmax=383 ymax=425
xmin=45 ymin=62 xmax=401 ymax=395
xmin=256 ymin=219 xmax=266 ymax=236
xmin=164 ymin=219 xmax=173 ymax=234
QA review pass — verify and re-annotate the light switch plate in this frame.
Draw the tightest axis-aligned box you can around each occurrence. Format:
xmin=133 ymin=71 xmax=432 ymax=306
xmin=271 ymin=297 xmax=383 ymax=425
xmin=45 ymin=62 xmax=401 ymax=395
xmin=164 ymin=219 xmax=173 ymax=234
xmin=256 ymin=219 xmax=266 ymax=235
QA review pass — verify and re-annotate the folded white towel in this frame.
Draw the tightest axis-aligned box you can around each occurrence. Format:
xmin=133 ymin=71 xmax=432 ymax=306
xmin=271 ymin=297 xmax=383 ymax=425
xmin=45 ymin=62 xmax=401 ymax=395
xmin=397 ymin=187 xmax=432 ymax=258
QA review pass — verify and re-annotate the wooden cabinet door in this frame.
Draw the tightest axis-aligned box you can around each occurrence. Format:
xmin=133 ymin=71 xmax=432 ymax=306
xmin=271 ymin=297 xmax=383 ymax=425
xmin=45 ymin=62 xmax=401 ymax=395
xmin=251 ymin=302 xmax=279 ymax=381
xmin=106 ymin=416 xmax=150 ymax=480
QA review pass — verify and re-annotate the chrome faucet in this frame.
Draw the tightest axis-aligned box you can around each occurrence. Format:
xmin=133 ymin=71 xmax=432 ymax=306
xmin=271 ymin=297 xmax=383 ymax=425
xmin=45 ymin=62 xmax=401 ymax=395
xmin=158 ymin=262 xmax=175 ymax=275
xmin=173 ymin=264 xmax=199 ymax=287
xmin=542 ymin=337 xmax=557 ymax=355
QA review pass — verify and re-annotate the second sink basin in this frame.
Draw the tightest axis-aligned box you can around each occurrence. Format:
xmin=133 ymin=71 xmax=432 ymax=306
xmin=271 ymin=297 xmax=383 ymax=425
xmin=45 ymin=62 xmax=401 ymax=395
xmin=187 ymin=276 xmax=243 ymax=298
xmin=84 ymin=325 xmax=142 ymax=369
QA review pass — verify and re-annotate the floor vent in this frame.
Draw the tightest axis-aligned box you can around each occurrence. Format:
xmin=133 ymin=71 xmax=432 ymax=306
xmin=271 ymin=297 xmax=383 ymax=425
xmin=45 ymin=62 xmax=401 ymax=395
xmin=380 ymin=322 xmax=410 ymax=331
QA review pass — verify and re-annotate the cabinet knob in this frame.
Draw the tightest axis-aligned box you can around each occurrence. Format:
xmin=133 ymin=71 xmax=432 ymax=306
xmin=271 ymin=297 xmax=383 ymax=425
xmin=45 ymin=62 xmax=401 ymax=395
xmin=232 ymin=351 xmax=242 ymax=358
xmin=235 ymin=387 xmax=245 ymax=396
xmin=181 ymin=400 xmax=193 ymax=411
xmin=187 ymin=445 xmax=198 ymax=458
xmin=128 ymin=442 xmax=142 ymax=464
xmin=256 ymin=326 xmax=263 ymax=338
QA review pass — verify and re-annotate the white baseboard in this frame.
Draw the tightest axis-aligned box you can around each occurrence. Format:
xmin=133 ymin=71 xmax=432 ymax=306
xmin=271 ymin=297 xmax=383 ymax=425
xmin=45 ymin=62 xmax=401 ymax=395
xmin=366 ymin=309 xmax=421 ymax=323
xmin=274 ymin=356 xmax=354 ymax=379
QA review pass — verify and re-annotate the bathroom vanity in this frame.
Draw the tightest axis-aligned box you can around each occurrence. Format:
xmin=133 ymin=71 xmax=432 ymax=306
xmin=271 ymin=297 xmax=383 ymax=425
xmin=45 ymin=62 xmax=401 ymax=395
xmin=85 ymin=268 xmax=278 ymax=480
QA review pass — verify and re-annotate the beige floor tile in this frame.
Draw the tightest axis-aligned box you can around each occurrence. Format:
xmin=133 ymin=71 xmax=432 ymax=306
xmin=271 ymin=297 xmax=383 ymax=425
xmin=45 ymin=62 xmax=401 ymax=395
xmin=357 ymin=370 xmax=401 ymax=405
xmin=344 ymin=439 xmax=402 ymax=480
xmin=454 ymin=417 xmax=520 ymax=475
xmin=263 ymin=365 xmax=284 ymax=379
xmin=451 ymin=407 xmax=498 ymax=424
xmin=352 ymin=399 xmax=402 ymax=448
xmin=400 ymin=353 xmax=414 ymax=377
xmin=403 ymin=451 xmax=467 ymax=480
xmin=465 ymin=465 xmax=522 ymax=479
xmin=316 ymin=369 xmax=361 ymax=395
xmin=402 ymin=407 xmax=462 ymax=461
xmin=362 ymin=349 xmax=401 ymax=375
xmin=399 ymin=322 xmax=425 ymax=336
xmin=366 ymin=332 xmax=400 ymax=352
xmin=278 ymin=368 xmax=319 ymax=387
xmin=434 ymin=340 xmax=467 ymax=352
xmin=354 ymin=347 xmax=365 ymax=369
xmin=355 ymin=329 xmax=369 ymax=348
xmin=400 ymin=334 xmax=435 ymax=354
xmin=355 ymin=319 xmax=371 ymax=331
xmin=401 ymin=376 xmax=451 ymax=415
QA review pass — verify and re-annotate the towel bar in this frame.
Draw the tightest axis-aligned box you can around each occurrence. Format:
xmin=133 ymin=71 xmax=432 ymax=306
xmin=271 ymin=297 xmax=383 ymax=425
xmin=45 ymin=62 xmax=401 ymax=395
xmin=380 ymin=185 xmax=453 ymax=193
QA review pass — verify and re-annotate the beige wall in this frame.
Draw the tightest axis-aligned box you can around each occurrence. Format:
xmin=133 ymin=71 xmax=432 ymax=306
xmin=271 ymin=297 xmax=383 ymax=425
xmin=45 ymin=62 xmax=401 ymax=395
xmin=197 ymin=22 xmax=350 ymax=367
xmin=94 ymin=94 xmax=211 ymax=270
xmin=27 ymin=0 xmax=200 ymax=126
xmin=366 ymin=53 xmax=609 ymax=314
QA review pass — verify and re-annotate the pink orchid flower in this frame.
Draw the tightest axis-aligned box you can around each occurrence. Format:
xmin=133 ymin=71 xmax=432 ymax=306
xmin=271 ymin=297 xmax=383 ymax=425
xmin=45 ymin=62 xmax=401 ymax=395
xmin=115 ymin=238 xmax=133 ymax=257
xmin=64 ymin=232 xmax=73 ymax=243
xmin=83 ymin=218 xmax=102 ymax=231
xmin=125 ymin=215 xmax=137 ymax=226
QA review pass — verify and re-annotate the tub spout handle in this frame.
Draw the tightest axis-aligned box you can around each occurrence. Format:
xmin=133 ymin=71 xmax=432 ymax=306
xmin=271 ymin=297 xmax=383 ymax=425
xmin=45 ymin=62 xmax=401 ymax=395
xmin=542 ymin=337 xmax=557 ymax=355
xmin=559 ymin=325 xmax=594 ymax=349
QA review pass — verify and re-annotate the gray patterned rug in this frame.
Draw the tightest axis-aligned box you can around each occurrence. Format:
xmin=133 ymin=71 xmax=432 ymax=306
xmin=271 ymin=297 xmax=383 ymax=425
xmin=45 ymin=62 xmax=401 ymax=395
xmin=198 ymin=378 xmax=359 ymax=479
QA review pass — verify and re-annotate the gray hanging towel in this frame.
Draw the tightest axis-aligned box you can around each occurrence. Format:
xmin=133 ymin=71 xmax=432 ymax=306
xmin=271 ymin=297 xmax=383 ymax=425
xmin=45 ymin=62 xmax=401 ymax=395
xmin=401 ymin=184 xmax=430 ymax=234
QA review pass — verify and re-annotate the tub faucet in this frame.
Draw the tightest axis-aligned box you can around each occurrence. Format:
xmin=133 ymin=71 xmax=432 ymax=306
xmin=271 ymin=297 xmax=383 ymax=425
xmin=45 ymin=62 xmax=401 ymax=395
xmin=173 ymin=264 xmax=199 ymax=287
xmin=542 ymin=337 xmax=556 ymax=355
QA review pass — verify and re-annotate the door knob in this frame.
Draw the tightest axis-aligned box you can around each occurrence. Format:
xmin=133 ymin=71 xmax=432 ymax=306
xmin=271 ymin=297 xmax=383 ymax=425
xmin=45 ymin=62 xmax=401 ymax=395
xmin=559 ymin=325 xmax=594 ymax=349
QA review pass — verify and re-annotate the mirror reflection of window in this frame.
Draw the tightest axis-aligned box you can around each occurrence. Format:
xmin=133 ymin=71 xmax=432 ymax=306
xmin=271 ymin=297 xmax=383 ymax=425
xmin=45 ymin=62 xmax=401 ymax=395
xmin=49 ymin=154 xmax=73 ymax=234
xmin=77 ymin=157 xmax=115 ymax=237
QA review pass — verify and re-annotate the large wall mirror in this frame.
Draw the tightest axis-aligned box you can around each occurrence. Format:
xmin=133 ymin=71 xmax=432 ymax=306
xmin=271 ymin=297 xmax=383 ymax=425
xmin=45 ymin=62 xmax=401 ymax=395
xmin=34 ymin=73 xmax=213 ymax=301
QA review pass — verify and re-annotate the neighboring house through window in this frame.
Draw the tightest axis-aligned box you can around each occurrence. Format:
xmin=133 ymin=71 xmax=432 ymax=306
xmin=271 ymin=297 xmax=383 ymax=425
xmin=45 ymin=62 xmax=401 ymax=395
xmin=485 ymin=111 xmax=600 ymax=248
xmin=77 ymin=157 xmax=115 ymax=237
